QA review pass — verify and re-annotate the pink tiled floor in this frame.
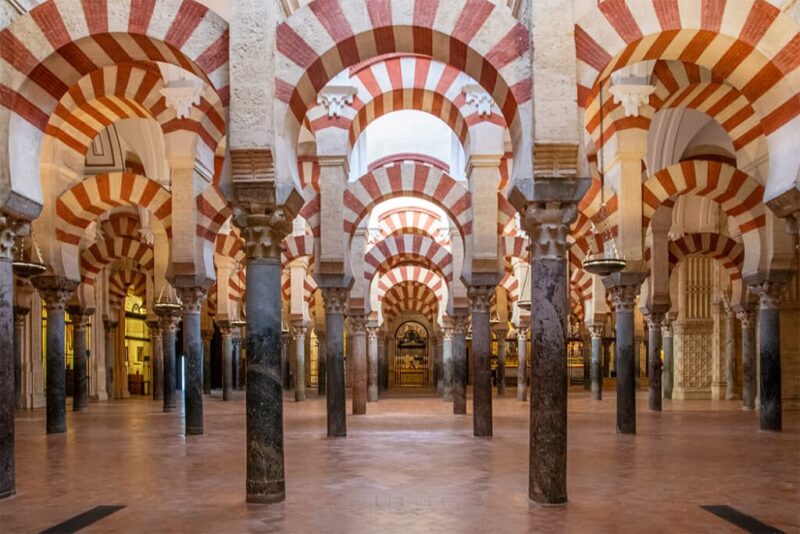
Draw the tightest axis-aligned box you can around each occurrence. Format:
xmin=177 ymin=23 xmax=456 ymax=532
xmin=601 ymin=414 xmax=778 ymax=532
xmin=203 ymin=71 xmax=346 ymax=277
xmin=1 ymin=389 xmax=799 ymax=533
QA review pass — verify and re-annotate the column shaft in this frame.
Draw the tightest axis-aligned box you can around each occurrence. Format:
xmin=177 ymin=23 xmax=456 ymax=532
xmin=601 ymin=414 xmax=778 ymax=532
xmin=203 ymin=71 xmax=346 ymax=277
xmin=220 ymin=326 xmax=233 ymax=401
xmin=442 ymin=327 xmax=454 ymax=402
xmin=724 ymin=309 xmax=737 ymax=400
xmin=662 ymin=323 xmax=674 ymax=400
xmin=202 ymin=331 xmax=212 ymax=395
xmin=496 ymin=330 xmax=507 ymax=395
xmin=178 ymin=293 xmax=204 ymax=435
xmin=367 ymin=328 xmax=379 ymax=402
xmin=292 ymin=325 xmax=306 ymax=402
xmin=323 ymin=288 xmax=347 ymax=437
xmin=646 ymin=314 xmax=664 ymax=412
xmin=589 ymin=325 xmax=603 ymax=401
xmin=13 ymin=311 xmax=28 ymax=410
xmin=350 ymin=317 xmax=367 ymax=415
xmin=150 ymin=323 xmax=163 ymax=401
xmin=737 ymin=311 xmax=756 ymax=410
xmin=516 ymin=329 xmax=528 ymax=402
xmin=0 ymin=254 xmax=15 ymax=498
xmin=70 ymin=312 xmax=89 ymax=412
xmin=159 ymin=314 xmax=179 ymax=412
xmin=452 ymin=317 xmax=468 ymax=415
xmin=317 ymin=333 xmax=327 ymax=395
xmin=470 ymin=286 xmax=493 ymax=437
xmin=104 ymin=321 xmax=117 ymax=400
xmin=378 ymin=333 xmax=388 ymax=394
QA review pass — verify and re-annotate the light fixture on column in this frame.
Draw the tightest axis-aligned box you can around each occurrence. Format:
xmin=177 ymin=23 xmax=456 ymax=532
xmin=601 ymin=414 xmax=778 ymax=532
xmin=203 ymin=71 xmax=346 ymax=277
xmin=153 ymin=284 xmax=182 ymax=314
xmin=583 ymin=75 xmax=626 ymax=276
xmin=12 ymin=231 xmax=47 ymax=279
xmin=517 ymin=265 xmax=531 ymax=311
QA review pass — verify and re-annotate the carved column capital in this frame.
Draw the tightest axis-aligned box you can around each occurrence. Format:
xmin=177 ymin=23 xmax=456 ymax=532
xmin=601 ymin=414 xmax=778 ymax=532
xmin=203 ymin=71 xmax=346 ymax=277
xmin=176 ymin=286 xmax=207 ymax=315
xmin=0 ymin=214 xmax=30 ymax=261
xmin=516 ymin=326 xmax=529 ymax=340
xmin=587 ymin=323 xmax=604 ymax=339
xmin=441 ymin=325 xmax=454 ymax=341
xmin=66 ymin=306 xmax=94 ymax=329
xmin=156 ymin=310 xmax=181 ymax=332
xmin=147 ymin=320 xmax=163 ymax=339
xmin=32 ymin=276 xmax=78 ymax=313
xmin=468 ymin=286 xmax=495 ymax=313
xmin=201 ymin=329 xmax=214 ymax=343
xmin=366 ymin=325 xmax=380 ymax=340
xmin=321 ymin=287 xmax=349 ymax=315
xmin=522 ymin=201 xmax=578 ymax=260
xmin=291 ymin=323 xmax=308 ymax=340
xmin=606 ymin=284 xmax=641 ymax=313
xmin=645 ymin=312 xmax=665 ymax=330
xmin=217 ymin=321 xmax=233 ymax=338
xmin=347 ymin=314 xmax=367 ymax=333
xmin=736 ymin=309 xmax=756 ymax=328
xmin=452 ymin=315 xmax=470 ymax=335
xmin=103 ymin=318 xmax=119 ymax=333
xmin=748 ymin=280 xmax=787 ymax=310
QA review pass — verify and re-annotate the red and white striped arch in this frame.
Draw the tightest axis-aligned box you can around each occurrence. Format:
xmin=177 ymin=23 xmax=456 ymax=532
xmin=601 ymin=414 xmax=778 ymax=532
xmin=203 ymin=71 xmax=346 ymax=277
xmin=275 ymin=0 xmax=531 ymax=194
xmin=341 ymin=164 xmax=472 ymax=238
xmin=99 ymin=211 xmax=141 ymax=239
xmin=375 ymin=265 xmax=446 ymax=303
xmin=280 ymin=272 xmax=317 ymax=302
xmin=80 ymin=236 xmax=154 ymax=285
xmin=498 ymin=271 xmax=520 ymax=303
xmin=663 ymin=232 xmax=745 ymax=301
xmin=376 ymin=206 xmax=448 ymax=244
xmin=196 ymin=185 xmax=232 ymax=243
xmin=575 ymin=0 xmax=800 ymax=197
xmin=380 ymin=281 xmax=440 ymax=323
xmin=108 ymin=268 xmax=147 ymax=312
xmin=214 ymin=229 xmax=245 ymax=263
xmin=364 ymin=233 xmax=453 ymax=283
xmin=56 ymin=172 xmax=172 ymax=245
xmin=282 ymin=234 xmax=315 ymax=264
xmin=1 ymin=0 xmax=230 ymax=213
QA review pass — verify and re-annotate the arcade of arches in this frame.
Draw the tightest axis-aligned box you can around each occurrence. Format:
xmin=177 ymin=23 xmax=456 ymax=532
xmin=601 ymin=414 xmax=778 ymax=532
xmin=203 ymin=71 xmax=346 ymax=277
xmin=1 ymin=0 xmax=799 ymax=531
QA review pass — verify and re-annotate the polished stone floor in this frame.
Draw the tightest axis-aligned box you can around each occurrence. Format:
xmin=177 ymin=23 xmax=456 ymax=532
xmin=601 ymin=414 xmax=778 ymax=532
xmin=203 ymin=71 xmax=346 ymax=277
xmin=1 ymin=388 xmax=799 ymax=533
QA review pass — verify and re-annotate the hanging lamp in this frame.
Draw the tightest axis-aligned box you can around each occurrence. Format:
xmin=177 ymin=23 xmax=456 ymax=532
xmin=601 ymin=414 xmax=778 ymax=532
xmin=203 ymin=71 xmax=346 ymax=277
xmin=516 ymin=260 xmax=531 ymax=311
xmin=582 ymin=69 xmax=626 ymax=276
xmin=12 ymin=231 xmax=47 ymax=279
xmin=153 ymin=284 xmax=182 ymax=314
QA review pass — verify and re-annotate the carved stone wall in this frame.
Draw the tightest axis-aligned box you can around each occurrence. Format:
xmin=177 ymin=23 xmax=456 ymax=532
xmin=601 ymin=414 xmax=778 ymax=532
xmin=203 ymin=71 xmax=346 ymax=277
xmin=673 ymin=320 xmax=714 ymax=399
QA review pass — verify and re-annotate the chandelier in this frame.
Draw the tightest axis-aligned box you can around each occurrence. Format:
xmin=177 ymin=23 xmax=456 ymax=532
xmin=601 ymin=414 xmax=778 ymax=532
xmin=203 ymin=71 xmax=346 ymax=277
xmin=12 ymin=231 xmax=47 ymax=279
xmin=153 ymin=284 xmax=182 ymax=313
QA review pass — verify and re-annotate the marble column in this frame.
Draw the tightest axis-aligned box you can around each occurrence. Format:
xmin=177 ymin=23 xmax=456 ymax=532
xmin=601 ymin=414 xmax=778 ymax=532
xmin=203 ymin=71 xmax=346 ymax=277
xmin=13 ymin=308 xmax=29 ymax=410
xmin=469 ymin=286 xmax=494 ymax=437
xmin=218 ymin=321 xmax=234 ymax=401
xmin=588 ymin=323 xmax=603 ymax=401
xmin=452 ymin=316 xmax=468 ymax=415
xmin=748 ymin=277 xmax=789 ymax=431
xmin=345 ymin=332 xmax=353 ymax=387
xmin=1 ymin=217 xmax=28 ymax=498
xmin=176 ymin=287 xmax=207 ymax=435
xmin=604 ymin=274 xmax=645 ymax=434
xmin=103 ymin=318 xmax=118 ymax=400
xmin=516 ymin=327 xmax=528 ymax=402
xmin=317 ymin=332 xmax=327 ymax=395
xmin=645 ymin=312 xmax=664 ymax=412
xmin=202 ymin=329 xmax=213 ymax=395
xmin=736 ymin=308 xmax=756 ymax=410
xmin=291 ymin=323 xmax=307 ymax=402
xmin=435 ymin=334 xmax=444 ymax=395
xmin=321 ymin=287 xmax=348 ymax=437
xmin=724 ymin=306 xmax=738 ymax=400
xmin=281 ymin=331 xmax=291 ymax=391
xmin=366 ymin=325 xmax=379 ymax=402
xmin=523 ymin=200 xmax=578 ymax=505
xmin=66 ymin=307 xmax=92 ymax=412
xmin=495 ymin=328 xmax=508 ymax=395
xmin=378 ymin=331 xmax=388 ymax=394
xmin=32 ymin=276 xmax=78 ymax=434
xmin=148 ymin=321 xmax=163 ymax=401
xmin=442 ymin=325 xmax=454 ymax=402
xmin=232 ymin=336 xmax=242 ymax=390
xmin=157 ymin=310 xmax=180 ymax=412
xmin=662 ymin=320 xmax=674 ymax=400
xmin=349 ymin=315 xmax=367 ymax=415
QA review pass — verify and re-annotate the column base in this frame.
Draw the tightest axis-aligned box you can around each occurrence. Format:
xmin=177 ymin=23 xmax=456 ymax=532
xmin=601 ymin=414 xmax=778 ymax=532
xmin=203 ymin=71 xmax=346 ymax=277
xmin=0 ymin=489 xmax=16 ymax=500
xmin=246 ymin=480 xmax=286 ymax=504
xmin=47 ymin=425 xmax=66 ymax=434
xmin=186 ymin=427 xmax=204 ymax=435
xmin=164 ymin=406 xmax=177 ymax=413
xmin=73 ymin=406 xmax=88 ymax=412
xmin=529 ymin=497 xmax=567 ymax=507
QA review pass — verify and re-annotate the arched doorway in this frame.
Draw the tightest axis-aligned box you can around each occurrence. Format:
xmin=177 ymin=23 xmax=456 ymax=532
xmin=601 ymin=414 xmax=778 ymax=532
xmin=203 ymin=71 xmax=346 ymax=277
xmin=394 ymin=321 xmax=429 ymax=388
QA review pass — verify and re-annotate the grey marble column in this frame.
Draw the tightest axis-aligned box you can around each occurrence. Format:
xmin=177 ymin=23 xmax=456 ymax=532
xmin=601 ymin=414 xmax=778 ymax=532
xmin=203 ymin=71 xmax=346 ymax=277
xmin=66 ymin=306 xmax=92 ymax=412
xmin=103 ymin=318 xmax=118 ymax=400
xmin=452 ymin=316 xmax=468 ymax=414
xmin=176 ymin=287 xmax=207 ymax=435
xmin=148 ymin=321 xmax=163 ymax=401
xmin=367 ymin=325 xmax=379 ymax=402
xmin=645 ymin=312 xmax=664 ymax=412
xmin=345 ymin=332 xmax=353 ymax=387
xmin=736 ymin=308 xmax=756 ymax=410
xmin=1 ymin=218 xmax=27 ymax=498
xmin=291 ymin=323 xmax=307 ymax=402
xmin=316 ymin=332 xmax=327 ymax=395
xmin=32 ymin=276 xmax=78 ymax=434
xmin=281 ymin=330 xmax=291 ymax=391
xmin=378 ymin=331 xmax=388 ymax=394
xmin=13 ymin=308 xmax=29 ymax=410
xmin=662 ymin=320 xmax=674 ymax=400
xmin=604 ymin=274 xmax=645 ymax=435
xmin=469 ymin=286 xmax=494 ymax=437
xmin=588 ymin=323 xmax=604 ymax=400
xmin=349 ymin=315 xmax=367 ymax=415
xmin=442 ymin=324 xmax=454 ymax=402
xmin=218 ymin=321 xmax=234 ymax=401
xmin=202 ymin=329 xmax=213 ymax=395
xmin=748 ymin=277 xmax=789 ymax=432
xmin=435 ymin=334 xmax=444 ymax=395
xmin=232 ymin=336 xmax=242 ymax=390
xmin=157 ymin=310 xmax=180 ymax=412
xmin=516 ymin=327 xmax=528 ymax=402
xmin=495 ymin=328 xmax=508 ymax=395
xmin=724 ymin=306 xmax=738 ymax=400
xmin=321 ymin=287 xmax=348 ymax=437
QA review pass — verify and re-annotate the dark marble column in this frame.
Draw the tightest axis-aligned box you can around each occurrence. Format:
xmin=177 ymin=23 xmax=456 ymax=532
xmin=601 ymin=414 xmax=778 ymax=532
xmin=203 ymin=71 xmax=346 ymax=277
xmin=202 ymin=329 xmax=213 ymax=395
xmin=523 ymin=200 xmax=579 ymax=505
xmin=176 ymin=287 xmax=207 ymax=436
xmin=604 ymin=274 xmax=645 ymax=435
xmin=32 ymin=276 xmax=78 ymax=434
xmin=218 ymin=321 xmax=234 ymax=401
xmin=662 ymin=320 xmax=674 ymax=400
xmin=442 ymin=324 xmax=454 ymax=402
xmin=281 ymin=331 xmax=291 ymax=391
xmin=13 ymin=308 xmax=29 ymax=410
xmin=724 ymin=305 xmax=738 ymax=400
xmin=469 ymin=286 xmax=494 ymax=437
xmin=736 ymin=308 xmax=756 ymax=410
xmin=321 ymin=287 xmax=348 ymax=437
xmin=103 ymin=318 xmax=118 ymax=399
xmin=516 ymin=327 xmax=528 ymax=402
xmin=232 ymin=335 xmax=242 ymax=390
xmin=1 ymin=217 xmax=28 ymax=498
xmin=291 ymin=323 xmax=307 ymax=402
xmin=495 ymin=328 xmax=508 ymax=395
xmin=435 ymin=334 xmax=444 ymax=395
xmin=349 ymin=315 xmax=367 ymax=415
xmin=378 ymin=331 xmax=388 ymax=394
xmin=367 ymin=325 xmax=379 ymax=402
xmin=316 ymin=332 xmax=327 ymax=395
xmin=645 ymin=312 xmax=664 ymax=412
xmin=66 ymin=306 xmax=92 ymax=412
xmin=748 ymin=276 xmax=790 ymax=432
xmin=588 ymin=323 xmax=603 ymax=400
xmin=148 ymin=321 xmax=163 ymax=401
xmin=345 ymin=332 xmax=353 ymax=387
xmin=157 ymin=310 xmax=180 ymax=412
xmin=452 ymin=316 xmax=468 ymax=415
